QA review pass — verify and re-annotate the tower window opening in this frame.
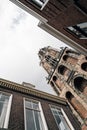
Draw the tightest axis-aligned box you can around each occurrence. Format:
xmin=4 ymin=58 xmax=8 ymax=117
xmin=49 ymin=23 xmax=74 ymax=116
xmin=58 ymin=65 xmax=67 ymax=75
xmin=66 ymin=50 xmax=77 ymax=54
xmin=74 ymin=77 xmax=87 ymax=92
xmin=63 ymin=55 xmax=77 ymax=64
xmin=66 ymin=92 xmax=73 ymax=100
xmin=81 ymin=62 xmax=87 ymax=72
xmin=53 ymin=76 xmax=57 ymax=82
xmin=66 ymin=50 xmax=79 ymax=56
xmin=63 ymin=55 xmax=68 ymax=61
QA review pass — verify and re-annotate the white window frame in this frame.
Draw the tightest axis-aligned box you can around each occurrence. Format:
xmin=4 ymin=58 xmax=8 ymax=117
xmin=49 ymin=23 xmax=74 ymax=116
xmin=0 ymin=91 xmax=13 ymax=129
xmin=24 ymin=98 xmax=48 ymax=130
xmin=25 ymin=0 xmax=49 ymax=10
xmin=50 ymin=105 xmax=75 ymax=130
xmin=41 ymin=0 xmax=49 ymax=10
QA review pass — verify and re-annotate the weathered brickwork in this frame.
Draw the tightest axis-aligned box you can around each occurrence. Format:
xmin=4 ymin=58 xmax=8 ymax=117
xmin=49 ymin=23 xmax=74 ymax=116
xmin=38 ymin=46 xmax=87 ymax=130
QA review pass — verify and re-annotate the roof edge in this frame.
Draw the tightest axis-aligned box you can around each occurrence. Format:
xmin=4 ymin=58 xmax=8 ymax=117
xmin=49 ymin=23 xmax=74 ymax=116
xmin=38 ymin=21 xmax=87 ymax=56
xmin=0 ymin=78 xmax=67 ymax=105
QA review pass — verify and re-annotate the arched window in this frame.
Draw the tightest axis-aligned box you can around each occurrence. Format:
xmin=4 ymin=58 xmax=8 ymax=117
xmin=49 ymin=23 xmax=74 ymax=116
xmin=58 ymin=65 xmax=68 ymax=75
xmin=63 ymin=55 xmax=68 ymax=61
xmin=74 ymin=76 xmax=87 ymax=92
xmin=81 ymin=62 xmax=87 ymax=72
xmin=63 ymin=54 xmax=77 ymax=64
xmin=66 ymin=50 xmax=71 ymax=54
xmin=52 ymin=76 xmax=57 ymax=82
xmin=66 ymin=50 xmax=79 ymax=57
xmin=66 ymin=91 xmax=73 ymax=100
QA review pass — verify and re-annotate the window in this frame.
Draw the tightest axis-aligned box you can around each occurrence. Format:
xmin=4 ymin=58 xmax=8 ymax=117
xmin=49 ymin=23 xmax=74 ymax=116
xmin=67 ymin=22 xmax=87 ymax=39
xmin=24 ymin=99 xmax=48 ymax=130
xmin=26 ymin=0 xmax=49 ymax=9
xmin=50 ymin=106 xmax=74 ymax=130
xmin=0 ymin=92 xmax=12 ymax=128
xmin=45 ymin=55 xmax=57 ymax=67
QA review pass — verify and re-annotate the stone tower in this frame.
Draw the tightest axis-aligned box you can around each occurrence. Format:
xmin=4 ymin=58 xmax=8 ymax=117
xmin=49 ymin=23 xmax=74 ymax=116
xmin=38 ymin=46 xmax=87 ymax=130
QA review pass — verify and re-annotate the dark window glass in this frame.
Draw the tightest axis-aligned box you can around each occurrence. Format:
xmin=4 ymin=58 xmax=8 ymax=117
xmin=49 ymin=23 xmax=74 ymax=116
xmin=26 ymin=109 xmax=35 ymax=130
xmin=67 ymin=22 xmax=87 ymax=39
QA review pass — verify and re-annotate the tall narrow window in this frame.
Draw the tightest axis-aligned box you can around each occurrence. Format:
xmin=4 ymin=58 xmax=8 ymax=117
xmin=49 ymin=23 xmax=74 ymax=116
xmin=0 ymin=92 xmax=12 ymax=128
xmin=51 ymin=106 xmax=73 ymax=130
xmin=24 ymin=99 xmax=48 ymax=130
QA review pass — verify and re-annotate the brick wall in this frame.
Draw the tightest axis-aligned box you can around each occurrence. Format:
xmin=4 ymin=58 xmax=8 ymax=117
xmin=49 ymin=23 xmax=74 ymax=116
xmin=0 ymin=86 xmax=81 ymax=130
xmin=19 ymin=0 xmax=87 ymax=49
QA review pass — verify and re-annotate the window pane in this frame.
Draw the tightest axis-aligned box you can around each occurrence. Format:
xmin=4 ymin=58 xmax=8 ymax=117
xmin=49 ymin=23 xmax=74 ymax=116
xmin=33 ymin=102 xmax=39 ymax=110
xmin=34 ymin=111 xmax=41 ymax=130
xmin=57 ymin=109 xmax=62 ymax=115
xmin=59 ymin=121 xmax=66 ymax=130
xmin=51 ymin=108 xmax=57 ymax=115
xmin=60 ymin=116 xmax=70 ymax=130
xmin=51 ymin=106 xmax=71 ymax=130
xmin=26 ymin=109 xmax=35 ymax=130
xmin=0 ymin=93 xmax=9 ymax=128
xmin=34 ymin=111 xmax=44 ymax=130
xmin=25 ymin=100 xmax=32 ymax=109
xmin=78 ymin=22 xmax=87 ymax=29
xmin=55 ymin=114 xmax=61 ymax=124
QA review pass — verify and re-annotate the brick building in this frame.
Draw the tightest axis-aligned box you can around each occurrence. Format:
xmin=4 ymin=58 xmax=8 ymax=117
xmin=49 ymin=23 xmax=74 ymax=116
xmin=38 ymin=46 xmax=87 ymax=130
xmin=0 ymin=78 xmax=81 ymax=130
xmin=10 ymin=0 xmax=87 ymax=55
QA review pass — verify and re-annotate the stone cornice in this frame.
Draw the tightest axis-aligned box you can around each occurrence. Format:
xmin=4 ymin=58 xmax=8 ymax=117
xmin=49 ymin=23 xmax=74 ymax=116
xmin=0 ymin=78 xmax=67 ymax=105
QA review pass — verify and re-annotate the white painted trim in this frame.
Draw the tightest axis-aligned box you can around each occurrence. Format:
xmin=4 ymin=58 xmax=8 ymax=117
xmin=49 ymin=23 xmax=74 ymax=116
xmin=10 ymin=0 xmax=48 ymax=23
xmin=24 ymin=98 xmax=27 ymax=130
xmin=39 ymin=102 xmax=48 ymax=130
xmin=80 ymin=37 xmax=87 ymax=39
xmin=38 ymin=22 xmax=87 ymax=56
xmin=0 ymin=91 xmax=12 ymax=129
xmin=4 ymin=94 xmax=13 ymax=128
xmin=61 ymin=108 xmax=75 ymax=130
xmin=24 ymin=98 xmax=48 ymax=130
xmin=41 ymin=0 xmax=49 ymax=10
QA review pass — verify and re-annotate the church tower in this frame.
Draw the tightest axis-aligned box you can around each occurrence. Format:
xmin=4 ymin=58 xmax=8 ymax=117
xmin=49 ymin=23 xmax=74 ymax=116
xmin=38 ymin=46 xmax=87 ymax=130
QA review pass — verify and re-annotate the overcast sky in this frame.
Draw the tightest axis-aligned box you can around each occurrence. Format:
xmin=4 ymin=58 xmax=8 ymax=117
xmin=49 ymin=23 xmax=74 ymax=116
xmin=0 ymin=0 xmax=70 ymax=95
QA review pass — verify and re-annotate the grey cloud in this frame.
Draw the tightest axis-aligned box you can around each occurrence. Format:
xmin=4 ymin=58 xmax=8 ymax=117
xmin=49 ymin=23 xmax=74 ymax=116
xmin=11 ymin=11 xmax=27 ymax=28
